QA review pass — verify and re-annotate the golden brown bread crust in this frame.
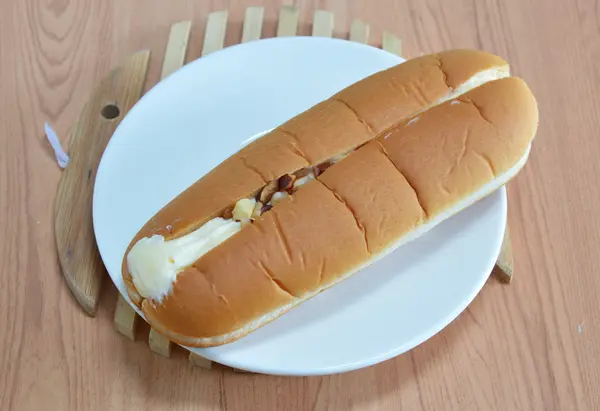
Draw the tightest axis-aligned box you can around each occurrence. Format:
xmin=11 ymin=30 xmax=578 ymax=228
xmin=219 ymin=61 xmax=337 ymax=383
xmin=122 ymin=49 xmax=509 ymax=307
xmin=379 ymin=76 xmax=538 ymax=218
xmin=437 ymin=49 xmax=507 ymax=89
xmin=122 ymin=49 xmax=507 ymax=244
xmin=129 ymin=76 xmax=538 ymax=347
xmin=332 ymin=49 xmax=508 ymax=134
xmin=142 ymin=180 xmax=371 ymax=339
xmin=318 ymin=141 xmax=425 ymax=254
xmin=121 ymin=49 xmax=539 ymax=346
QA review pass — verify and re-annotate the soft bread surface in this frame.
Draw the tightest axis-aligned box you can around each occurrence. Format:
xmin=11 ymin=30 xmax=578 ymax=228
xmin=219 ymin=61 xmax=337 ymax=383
xmin=122 ymin=49 xmax=508 ymax=249
xmin=378 ymin=76 xmax=538 ymax=218
xmin=122 ymin=49 xmax=508 ymax=306
xmin=123 ymin=49 xmax=538 ymax=347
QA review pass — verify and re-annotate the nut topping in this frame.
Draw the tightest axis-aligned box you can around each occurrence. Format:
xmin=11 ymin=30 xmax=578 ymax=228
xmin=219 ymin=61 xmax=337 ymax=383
xmin=252 ymin=201 xmax=263 ymax=219
xmin=314 ymin=161 xmax=331 ymax=177
xmin=295 ymin=167 xmax=312 ymax=178
xmin=278 ymin=174 xmax=296 ymax=193
xmin=270 ymin=191 xmax=289 ymax=206
xmin=222 ymin=206 xmax=234 ymax=219
xmin=293 ymin=171 xmax=315 ymax=190
xmin=330 ymin=152 xmax=349 ymax=163
xmin=259 ymin=179 xmax=279 ymax=204
xmin=232 ymin=198 xmax=256 ymax=222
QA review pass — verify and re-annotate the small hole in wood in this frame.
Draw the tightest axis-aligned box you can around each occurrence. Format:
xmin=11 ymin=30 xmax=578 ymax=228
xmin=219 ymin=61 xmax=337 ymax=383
xmin=101 ymin=104 xmax=120 ymax=120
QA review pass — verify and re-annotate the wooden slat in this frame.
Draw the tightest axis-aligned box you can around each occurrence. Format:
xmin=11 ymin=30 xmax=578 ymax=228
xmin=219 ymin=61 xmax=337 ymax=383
xmin=189 ymin=352 xmax=213 ymax=369
xmin=349 ymin=19 xmax=370 ymax=44
xmin=148 ymin=328 xmax=172 ymax=357
xmin=202 ymin=10 xmax=228 ymax=56
xmin=312 ymin=10 xmax=334 ymax=37
xmin=160 ymin=20 xmax=192 ymax=79
xmin=114 ymin=294 xmax=138 ymax=341
xmin=494 ymin=226 xmax=514 ymax=282
xmin=382 ymin=31 xmax=402 ymax=55
xmin=276 ymin=6 xmax=299 ymax=37
xmin=241 ymin=6 xmax=264 ymax=43
xmin=233 ymin=368 xmax=253 ymax=373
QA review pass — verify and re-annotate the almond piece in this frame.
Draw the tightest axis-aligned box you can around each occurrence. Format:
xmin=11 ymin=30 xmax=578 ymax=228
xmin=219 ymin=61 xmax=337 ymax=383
xmin=222 ymin=206 xmax=234 ymax=219
xmin=293 ymin=171 xmax=315 ymax=190
xmin=252 ymin=201 xmax=263 ymax=219
xmin=232 ymin=198 xmax=256 ymax=222
xmin=259 ymin=180 xmax=279 ymax=204
xmin=270 ymin=191 xmax=289 ymax=206
xmin=314 ymin=161 xmax=331 ymax=176
xmin=295 ymin=167 xmax=312 ymax=178
xmin=278 ymin=174 xmax=296 ymax=193
xmin=330 ymin=151 xmax=349 ymax=163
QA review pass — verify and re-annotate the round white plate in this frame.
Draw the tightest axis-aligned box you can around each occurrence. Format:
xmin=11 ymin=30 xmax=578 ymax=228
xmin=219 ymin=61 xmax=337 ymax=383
xmin=93 ymin=37 xmax=506 ymax=376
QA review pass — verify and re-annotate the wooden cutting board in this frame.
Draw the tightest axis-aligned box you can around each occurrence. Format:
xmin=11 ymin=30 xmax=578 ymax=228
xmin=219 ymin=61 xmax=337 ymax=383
xmin=54 ymin=50 xmax=150 ymax=316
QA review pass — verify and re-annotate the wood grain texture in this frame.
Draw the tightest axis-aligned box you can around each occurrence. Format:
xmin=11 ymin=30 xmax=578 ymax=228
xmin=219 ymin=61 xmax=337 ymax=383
xmin=1 ymin=1 xmax=599 ymax=410
xmin=53 ymin=50 xmax=150 ymax=316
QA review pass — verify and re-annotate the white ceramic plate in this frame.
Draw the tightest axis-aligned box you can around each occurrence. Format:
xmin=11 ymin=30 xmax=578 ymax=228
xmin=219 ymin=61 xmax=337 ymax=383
xmin=93 ymin=37 xmax=506 ymax=376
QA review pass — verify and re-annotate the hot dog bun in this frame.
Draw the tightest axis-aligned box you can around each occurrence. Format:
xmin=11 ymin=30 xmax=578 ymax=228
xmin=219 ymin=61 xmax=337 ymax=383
xmin=121 ymin=49 xmax=538 ymax=347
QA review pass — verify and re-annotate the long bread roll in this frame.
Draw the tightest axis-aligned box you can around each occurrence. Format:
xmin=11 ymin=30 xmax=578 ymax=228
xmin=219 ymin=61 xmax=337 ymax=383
xmin=122 ymin=49 xmax=538 ymax=347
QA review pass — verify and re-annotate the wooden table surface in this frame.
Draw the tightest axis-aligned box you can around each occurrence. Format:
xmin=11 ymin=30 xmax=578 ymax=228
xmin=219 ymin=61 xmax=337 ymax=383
xmin=2 ymin=0 xmax=599 ymax=410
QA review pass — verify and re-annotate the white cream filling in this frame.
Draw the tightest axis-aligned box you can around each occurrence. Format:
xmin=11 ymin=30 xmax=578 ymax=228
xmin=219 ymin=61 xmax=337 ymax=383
xmin=127 ymin=217 xmax=242 ymax=300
